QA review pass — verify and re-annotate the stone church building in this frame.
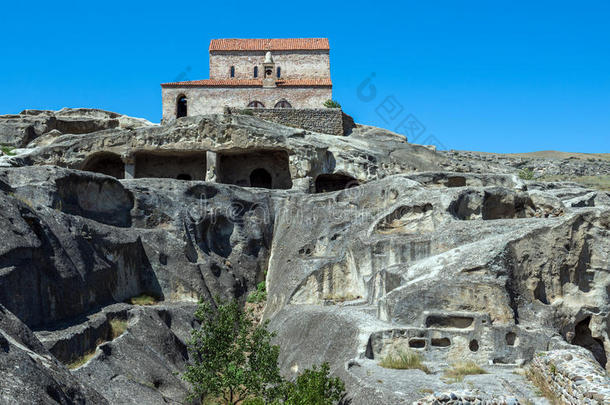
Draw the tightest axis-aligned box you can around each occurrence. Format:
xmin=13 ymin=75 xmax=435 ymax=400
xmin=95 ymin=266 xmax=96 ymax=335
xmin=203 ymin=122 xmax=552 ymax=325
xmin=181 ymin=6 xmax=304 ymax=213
xmin=161 ymin=38 xmax=332 ymax=121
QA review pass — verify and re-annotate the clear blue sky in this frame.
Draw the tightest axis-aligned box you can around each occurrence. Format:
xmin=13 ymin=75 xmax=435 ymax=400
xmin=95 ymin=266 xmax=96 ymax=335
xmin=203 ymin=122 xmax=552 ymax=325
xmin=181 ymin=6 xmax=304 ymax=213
xmin=1 ymin=0 xmax=608 ymax=153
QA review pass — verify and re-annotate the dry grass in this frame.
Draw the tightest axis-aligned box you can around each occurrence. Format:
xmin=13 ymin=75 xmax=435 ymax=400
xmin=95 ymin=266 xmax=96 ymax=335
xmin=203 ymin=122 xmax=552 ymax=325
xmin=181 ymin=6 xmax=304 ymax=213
xmin=507 ymin=151 xmax=610 ymax=161
xmin=537 ymin=174 xmax=610 ymax=191
xmin=378 ymin=348 xmax=429 ymax=373
xmin=66 ymin=350 xmax=97 ymax=369
xmin=127 ymin=294 xmax=158 ymax=306
xmin=443 ymin=361 xmax=487 ymax=382
xmin=525 ymin=367 xmax=562 ymax=405
xmin=109 ymin=319 xmax=128 ymax=339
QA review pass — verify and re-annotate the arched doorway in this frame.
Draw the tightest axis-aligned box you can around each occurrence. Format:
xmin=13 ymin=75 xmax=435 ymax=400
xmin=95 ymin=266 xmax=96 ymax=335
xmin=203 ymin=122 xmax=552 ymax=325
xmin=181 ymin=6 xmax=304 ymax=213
xmin=274 ymin=100 xmax=292 ymax=108
xmin=177 ymin=96 xmax=187 ymax=118
xmin=176 ymin=174 xmax=192 ymax=180
xmin=247 ymin=101 xmax=265 ymax=108
xmin=250 ymin=168 xmax=272 ymax=189
xmin=81 ymin=152 xmax=125 ymax=179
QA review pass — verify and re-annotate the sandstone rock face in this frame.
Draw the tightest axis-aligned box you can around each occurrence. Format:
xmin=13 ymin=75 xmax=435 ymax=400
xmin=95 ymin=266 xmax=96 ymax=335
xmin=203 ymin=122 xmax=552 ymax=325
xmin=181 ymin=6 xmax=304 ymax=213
xmin=0 ymin=109 xmax=608 ymax=404
xmin=0 ymin=304 xmax=108 ymax=404
xmin=0 ymin=108 xmax=154 ymax=148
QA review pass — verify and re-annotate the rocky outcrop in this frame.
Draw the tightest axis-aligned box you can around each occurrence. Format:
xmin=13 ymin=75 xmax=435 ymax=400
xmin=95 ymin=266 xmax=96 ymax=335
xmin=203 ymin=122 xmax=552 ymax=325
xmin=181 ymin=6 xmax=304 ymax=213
xmin=265 ymin=173 xmax=610 ymax=404
xmin=0 ymin=304 xmax=108 ymax=404
xmin=0 ymin=109 xmax=608 ymax=404
xmin=0 ymin=108 xmax=154 ymax=148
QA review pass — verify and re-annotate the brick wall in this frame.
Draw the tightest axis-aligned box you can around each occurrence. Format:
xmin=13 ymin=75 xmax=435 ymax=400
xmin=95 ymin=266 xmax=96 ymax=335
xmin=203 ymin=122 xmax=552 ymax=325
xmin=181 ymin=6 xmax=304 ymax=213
xmin=209 ymin=50 xmax=330 ymax=80
xmin=529 ymin=349 xmax=610 ymax=404
xmin=162 ymin=87 xmax=332 ymax=119
xmin=227 ymin=107 xmax=344 ymax=135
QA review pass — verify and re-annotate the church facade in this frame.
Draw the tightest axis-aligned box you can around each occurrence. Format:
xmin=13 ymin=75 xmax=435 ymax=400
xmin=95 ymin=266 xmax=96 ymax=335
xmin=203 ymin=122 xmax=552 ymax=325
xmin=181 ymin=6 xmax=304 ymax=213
xmin=161 ymin=38 xmax=332 ymax=121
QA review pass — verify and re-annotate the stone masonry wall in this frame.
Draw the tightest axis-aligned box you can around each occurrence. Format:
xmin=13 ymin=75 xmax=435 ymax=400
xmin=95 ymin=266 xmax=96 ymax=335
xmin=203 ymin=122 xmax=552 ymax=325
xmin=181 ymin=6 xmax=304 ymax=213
xmin=529 ymin=349 xmax=610 ymax=404
xmin=227 ymin=107 xmax=344 ymax=135
xmin=162 ymin=87 xmax=332 ymax=119
xmin=209 ymin=50 xmax=330 ymax=80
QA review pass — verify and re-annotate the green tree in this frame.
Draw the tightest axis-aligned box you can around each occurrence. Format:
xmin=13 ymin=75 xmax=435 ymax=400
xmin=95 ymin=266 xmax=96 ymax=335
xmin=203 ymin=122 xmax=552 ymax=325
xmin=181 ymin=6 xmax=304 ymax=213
xmin=183 ymin=299 xmax=282 ymax=404
xmin=283 ymin=363 xmax=346 ymax=405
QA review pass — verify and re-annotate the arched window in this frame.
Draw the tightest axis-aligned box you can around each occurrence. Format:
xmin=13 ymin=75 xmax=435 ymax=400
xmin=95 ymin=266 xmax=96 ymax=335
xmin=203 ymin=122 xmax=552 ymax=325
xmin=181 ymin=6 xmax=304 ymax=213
xmin=250 ymin=168 xmax=272 ymax=189
xmin=274 ymin=100 xmax=292 ymax=109
xmin=247 ymin=101 xmax=265 ymax=108
xmin=176 ymin=95 xmax=187 ymax=118
xmin=276 ymin=67 xmax=281 ymax=78
xmin=253 ymin=66 xmax=258 ymax=78
xmin=230 ymin=66 xmax=235 ymax=78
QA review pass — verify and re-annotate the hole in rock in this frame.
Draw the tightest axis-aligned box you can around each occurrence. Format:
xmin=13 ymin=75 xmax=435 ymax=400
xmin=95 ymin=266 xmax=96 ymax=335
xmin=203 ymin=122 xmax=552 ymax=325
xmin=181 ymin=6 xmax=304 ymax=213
xmin=46 ymin=385 xmax=64 ymax=403
xmin=217 ymin=150 xmax=292 ymax=189
xmin=446 ymin=176 xmax=466 ymax=187
xmin=409 ymin=339 xmax=426 ymax=349
xmin=505 ymin=332 xmax=517 ymax=346
xmin=314 ymin=173 xmax=359 ymax=193
xmin=431 ymin=338 xmax=451 ymax=347
xmin=0 ymin=335 xmax=9 ymax=352
xmin=573 ymin=317 xmax=607 ymax=368
xmin=469 ymin=340 xmax=479 ymax=352
xmin=249 ymin=168 xmax=272 ymax=189
xmin=81 ymin=152 xmax=125 ymax=179
xmin=134 ymin=152 xmax=206 ymax=180
xmin=425 ymin=315 xmax=474 ymax=329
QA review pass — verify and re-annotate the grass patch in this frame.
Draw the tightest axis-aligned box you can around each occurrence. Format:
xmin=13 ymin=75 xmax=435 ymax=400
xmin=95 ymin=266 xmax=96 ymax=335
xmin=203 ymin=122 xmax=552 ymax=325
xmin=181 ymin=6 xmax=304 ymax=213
xmin=127 ymin=293 xmax=158 ymax=306
xmin=443 ymin=361 xmax=487 ymax=382
xmin=109 ymin=318 xmax=128 ymax=339
xmin=67 ymin=350 xmax=96 ymax=369
xmin=525 ymin=367 xmax=562 ymax=405
xmin=537 ymin=174 xmax=610 ymax=191
xmin=378 ymin=348 xmax=429 ymax=373
xmin=246 ymin=282 xmax=267 ymax=304
xmin=0 ymin=145 xmax=16 ymax=156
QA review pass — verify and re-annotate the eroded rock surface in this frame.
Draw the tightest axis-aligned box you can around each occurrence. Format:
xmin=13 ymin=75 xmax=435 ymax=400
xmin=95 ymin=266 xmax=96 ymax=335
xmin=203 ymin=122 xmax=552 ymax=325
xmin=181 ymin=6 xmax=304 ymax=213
xmin=0 ymin=109 xmax=608 ymax=404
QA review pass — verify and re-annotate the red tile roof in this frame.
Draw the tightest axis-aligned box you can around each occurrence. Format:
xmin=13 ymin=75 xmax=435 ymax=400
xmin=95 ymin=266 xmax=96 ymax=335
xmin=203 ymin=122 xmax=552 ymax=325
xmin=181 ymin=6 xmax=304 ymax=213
xmin=161 ymin=78 xmax=332 ymax=88
xmin=209 ymin=38 xmax=330 ymax=52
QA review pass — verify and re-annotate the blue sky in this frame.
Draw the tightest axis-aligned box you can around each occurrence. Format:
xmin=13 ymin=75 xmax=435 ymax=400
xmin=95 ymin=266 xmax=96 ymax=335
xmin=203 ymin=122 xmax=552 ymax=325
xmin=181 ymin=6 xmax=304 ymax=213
xmin=1 ymin=1 xmax=608 ymax=153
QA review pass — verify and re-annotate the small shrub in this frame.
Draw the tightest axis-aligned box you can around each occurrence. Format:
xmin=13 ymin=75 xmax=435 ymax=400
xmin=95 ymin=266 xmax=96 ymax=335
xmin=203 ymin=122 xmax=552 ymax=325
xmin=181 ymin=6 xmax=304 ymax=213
xmin=109 ymin=319 xmax=128 ymax=339
xmin=247 ymin=282 xmax=267 ymax=303
xmin=127 ymin=294 xmax=158 ymax=306
xmin=323 ymin=100 xmax=341 ymax=109
xmin=240 ymin=109 xmax=254 ymax=116
xmin=443 ymin=361 xmax=487 ymax=382
xmin=518 ymin=168 xmax=535 ymax=180
xmin=0 ymin=145 xmax=16 ymax=156
xmin=378 ymin=348 xmax=429 ymax=373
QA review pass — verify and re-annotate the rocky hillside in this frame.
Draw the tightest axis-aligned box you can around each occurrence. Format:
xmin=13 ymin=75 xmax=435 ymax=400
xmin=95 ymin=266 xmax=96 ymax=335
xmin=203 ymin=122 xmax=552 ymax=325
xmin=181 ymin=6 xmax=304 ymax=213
xmin=0 ymin=109 xmax=608 ymax=404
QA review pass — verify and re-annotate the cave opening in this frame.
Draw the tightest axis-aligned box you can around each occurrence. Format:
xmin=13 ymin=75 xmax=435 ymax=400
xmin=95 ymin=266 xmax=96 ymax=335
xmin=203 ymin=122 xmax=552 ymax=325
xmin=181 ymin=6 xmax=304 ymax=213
xmin=572 ymin=316 xmax=607 ymax=368
xmin=81 ymin=152 xmax=125 ymax=179
xmin=314 ymin=173 xmax=359 ymax=193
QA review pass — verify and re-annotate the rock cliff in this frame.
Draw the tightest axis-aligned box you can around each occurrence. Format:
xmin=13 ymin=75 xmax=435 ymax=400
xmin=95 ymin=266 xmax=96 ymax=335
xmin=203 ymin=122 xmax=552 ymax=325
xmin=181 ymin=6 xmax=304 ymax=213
xmin=0 ymin=109 xmax=608 ymax=404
